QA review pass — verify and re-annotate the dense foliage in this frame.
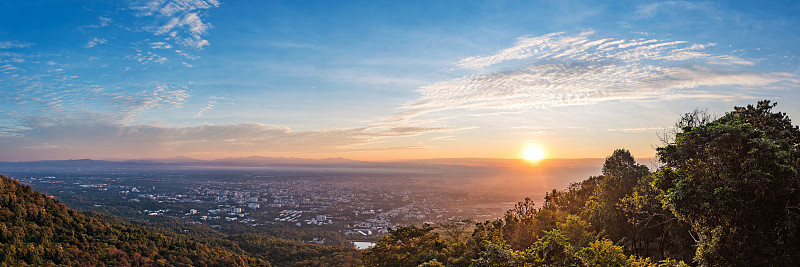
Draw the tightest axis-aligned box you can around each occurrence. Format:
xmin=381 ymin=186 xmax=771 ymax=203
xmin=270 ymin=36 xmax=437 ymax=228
xmin=364 ymin=150 xmax=684 ymax=267
xmin=364 ymin=100 xmax=800 ymax=266
xmin=232 ymin=234 xmax=360 ymax=266
xmin=654 ymin=100 xmax=800 ymax=265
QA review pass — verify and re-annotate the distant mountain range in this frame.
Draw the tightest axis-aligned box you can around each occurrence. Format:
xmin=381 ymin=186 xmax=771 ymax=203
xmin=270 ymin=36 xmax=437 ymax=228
xmin=0 ymin=157 xmax=617 ymax=191
xmin=0 ymin=156 xmax=611 ymax=171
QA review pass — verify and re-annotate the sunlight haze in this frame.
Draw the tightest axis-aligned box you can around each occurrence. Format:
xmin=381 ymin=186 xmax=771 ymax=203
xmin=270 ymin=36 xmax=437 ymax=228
xmin=521 ymin=144 xmax=547 ymax=162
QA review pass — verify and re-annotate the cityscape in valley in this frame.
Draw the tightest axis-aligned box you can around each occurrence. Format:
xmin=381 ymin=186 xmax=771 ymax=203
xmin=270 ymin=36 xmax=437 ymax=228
xmin=1 ymin=158 xmax=603 ymax=245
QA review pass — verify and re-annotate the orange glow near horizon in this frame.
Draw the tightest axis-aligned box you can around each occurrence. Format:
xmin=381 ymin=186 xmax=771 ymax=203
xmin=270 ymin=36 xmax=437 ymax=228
xmin=521 ymin=144 xmax=547 ymax=162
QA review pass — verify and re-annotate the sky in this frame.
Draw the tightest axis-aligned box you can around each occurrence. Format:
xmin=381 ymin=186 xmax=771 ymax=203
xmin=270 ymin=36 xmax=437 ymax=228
xmin=1 ymin=0 xmax=799 ymax=162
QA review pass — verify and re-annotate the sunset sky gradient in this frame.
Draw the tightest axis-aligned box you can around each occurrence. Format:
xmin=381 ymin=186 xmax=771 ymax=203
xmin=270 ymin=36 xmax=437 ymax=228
xmin=1 ymin=0 xmax=799 ymax=161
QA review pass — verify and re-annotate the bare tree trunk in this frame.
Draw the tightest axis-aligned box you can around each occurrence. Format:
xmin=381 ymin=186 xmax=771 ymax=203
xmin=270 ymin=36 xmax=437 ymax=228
xmin=658 ymin=225 xmax=666 ymax=260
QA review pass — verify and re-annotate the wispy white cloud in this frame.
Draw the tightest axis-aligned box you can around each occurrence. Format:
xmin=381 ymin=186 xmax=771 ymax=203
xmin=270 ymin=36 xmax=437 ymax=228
xmin=268 ymin=41 xmax=324 ymax=50
xmin=159 ymin=0 xmax=220 ymax=16
xmin=116 ymin=84 xmax=190 ymax=119
xmin=80 ymin=16 xmax=113 ymax=30
xmin=133 ymin=0 xmax=220 ymax=49
xmin=607 ymin=126 xmax=667 ymax=132
xmin=174 ymin=49 xmax=199 ymax=60
xmin=194 ymin=96 xmax=227 ymax=117
xmin=387 ymin=31 xmax=798 ymax=125
xmin=0 ymin=64 xmax=18 ymax=72
xmin=99 ymin=16 xmax=113 ymax=26
xmin=707 ymin=55 xmax=755 ymax=66
xmin=456 ymin=31 xmax=746 ymax=69
xmin=0 ymin=41 xmax=34 ymax=49
xmin=634 ymin=1 xmax=716 ymax=20
xmin=0 ymin=58 xmax=24 ymax=64
xmin=130 ymin=48 xmax=169 ymax=64
xmin=0 ymin=68 xmax=191 ymax=125
xmin=0 ymin=39 xmax=179 ymax=129
xmin=149 ymin=42 xmax=173 ymax=49
xmin=86 ymin=37 xmax=107 ymax=48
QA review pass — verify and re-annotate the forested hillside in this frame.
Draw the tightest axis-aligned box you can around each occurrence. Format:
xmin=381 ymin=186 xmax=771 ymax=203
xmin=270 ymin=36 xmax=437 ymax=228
xmin=0 ymin=174 xmax=360 ymax=266
xmin=0 ymin=173 xmax=263 ymax=266
xmin=363 ymin=100 xmax=800 ymax=266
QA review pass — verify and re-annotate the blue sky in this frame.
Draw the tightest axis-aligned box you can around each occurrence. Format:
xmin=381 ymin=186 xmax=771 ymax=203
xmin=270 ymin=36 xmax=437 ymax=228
xmin=1 ymin=0 xmax=799 ymax=161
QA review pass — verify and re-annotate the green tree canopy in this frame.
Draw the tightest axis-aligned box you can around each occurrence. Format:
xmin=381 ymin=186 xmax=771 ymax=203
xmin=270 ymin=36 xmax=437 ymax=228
xmin=654 ymin=100 xmax=800 ymax=265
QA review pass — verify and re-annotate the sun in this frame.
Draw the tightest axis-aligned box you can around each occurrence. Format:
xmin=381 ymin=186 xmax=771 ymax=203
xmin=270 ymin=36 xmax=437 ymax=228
xmin=521 ymin=145 xmax=547 ymax=162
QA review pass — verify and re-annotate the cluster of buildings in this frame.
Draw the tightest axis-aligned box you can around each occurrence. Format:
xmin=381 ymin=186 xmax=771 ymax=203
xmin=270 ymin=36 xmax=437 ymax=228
xmin=14 ymin=173 xmax=516 ymax=240
xmin=345 ymin=212 xmax=392 ymax=236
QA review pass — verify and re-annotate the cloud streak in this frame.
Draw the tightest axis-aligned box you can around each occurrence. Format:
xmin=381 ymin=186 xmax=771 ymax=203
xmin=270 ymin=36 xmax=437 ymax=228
xmin=0 ymin=67 xmax=190 ymax=124
xmin=0 ymin=120 xmax=463 ymax=160
xmin=79 ymin=16 xmax=113 ymax=30
xmin=387 ymin=31 xmax=798 ymax=124
xmin=194 ymin=96 xmax=227 ymax=118
xmin=456 ymin=31 xmax=742 ymax=69
xmin=133 ymin=0 xmax=220 ymax=49
xmin=117 ymin=84 xmax=190 ymax=119
xmin=0 ymin=41 xmax=34 ymax=49
xmin=86 ymin=37 xmax=107 ymax=48
xmin=607 ymin=126 xmax=668 ymax=132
